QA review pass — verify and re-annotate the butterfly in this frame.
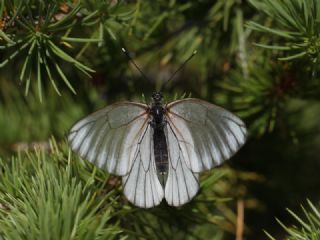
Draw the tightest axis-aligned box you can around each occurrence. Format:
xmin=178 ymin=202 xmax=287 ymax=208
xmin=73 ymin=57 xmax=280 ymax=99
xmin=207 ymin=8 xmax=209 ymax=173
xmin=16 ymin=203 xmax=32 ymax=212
xmin=68 ymin=49 xmax=247 ymax=208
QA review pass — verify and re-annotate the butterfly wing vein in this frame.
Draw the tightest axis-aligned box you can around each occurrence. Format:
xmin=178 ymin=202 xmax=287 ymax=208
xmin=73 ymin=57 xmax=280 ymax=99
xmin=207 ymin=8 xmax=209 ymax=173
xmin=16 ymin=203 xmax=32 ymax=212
xmin=165 ymin=124 xmax=200 ymax=206
xmin=122 ymin=125 xmax=164 ymax=208
xmin=166 ymin=98 xmax=247 ymax=173
xmin=68 ymin=102 xmax=150 ymax=176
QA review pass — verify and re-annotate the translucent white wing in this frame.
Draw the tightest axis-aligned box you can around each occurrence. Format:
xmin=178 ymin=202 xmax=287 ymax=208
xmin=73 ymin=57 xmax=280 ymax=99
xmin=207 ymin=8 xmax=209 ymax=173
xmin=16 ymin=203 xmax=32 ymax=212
xmin=164 ymin=124 xmax=199 ymax=206
xmin=68 ymin=102 xmax=150 ymax=176
xmin=122 ymin=125 xmax=164 ymax=208
xmin=166 ymin=98 xmax=247 ymax=173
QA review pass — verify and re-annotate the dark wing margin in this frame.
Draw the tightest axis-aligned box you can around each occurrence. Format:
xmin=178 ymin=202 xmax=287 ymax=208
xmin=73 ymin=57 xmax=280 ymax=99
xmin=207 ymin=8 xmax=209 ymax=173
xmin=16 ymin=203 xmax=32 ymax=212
xmin=166 ymin=98 xmax=247 ymax=173
xmin=122 ymin=125 xmax=164 ymax=208
xmin=68 ymin=102 xmax=150 ymax=176
xmin=164 ymin=124 xmax=199 ymax=206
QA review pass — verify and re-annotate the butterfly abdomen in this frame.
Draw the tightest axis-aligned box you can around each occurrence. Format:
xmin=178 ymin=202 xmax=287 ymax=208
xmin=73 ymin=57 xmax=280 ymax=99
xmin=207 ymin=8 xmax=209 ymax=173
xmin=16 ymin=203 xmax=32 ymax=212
xmin=153 ymin=127 xmax=168 ymax=176
xmin=150 ymin=102 xmax=168 ymax=176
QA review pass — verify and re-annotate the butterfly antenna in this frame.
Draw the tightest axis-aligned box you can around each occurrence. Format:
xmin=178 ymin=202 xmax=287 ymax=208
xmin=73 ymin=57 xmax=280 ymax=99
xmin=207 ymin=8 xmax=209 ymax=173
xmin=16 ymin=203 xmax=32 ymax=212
xmin=122 ymin=47 xmax=150 ymax=82
xmin=162 ymin=50 xmax=197 ymax=90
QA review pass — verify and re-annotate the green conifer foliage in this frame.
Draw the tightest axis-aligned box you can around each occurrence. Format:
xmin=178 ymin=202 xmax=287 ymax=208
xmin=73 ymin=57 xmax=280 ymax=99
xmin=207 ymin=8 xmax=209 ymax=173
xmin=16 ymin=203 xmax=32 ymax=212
xmin=0 ymin=0 xmax=319 ymax=239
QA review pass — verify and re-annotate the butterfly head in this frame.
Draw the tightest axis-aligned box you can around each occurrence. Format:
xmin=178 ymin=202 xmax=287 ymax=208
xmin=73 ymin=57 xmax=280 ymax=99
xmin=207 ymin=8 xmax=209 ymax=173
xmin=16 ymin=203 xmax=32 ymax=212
xmin=152 ymin=92 xmax=163 ymax=104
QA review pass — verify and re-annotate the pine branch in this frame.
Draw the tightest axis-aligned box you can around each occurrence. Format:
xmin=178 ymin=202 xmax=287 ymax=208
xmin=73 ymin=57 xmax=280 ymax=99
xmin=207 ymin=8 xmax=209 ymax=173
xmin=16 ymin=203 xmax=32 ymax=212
xmin=0 ymin=1 xmax=135 ymax=101
xmin=0 ymin=139 xmax=124 ymax=240
xmin=248 ymin=0 xmax=320 ymax=62
xmin=265 ymin=200 xmax=320 ymax=240
xmin=0 ymin=138 xmax=249 ymax=239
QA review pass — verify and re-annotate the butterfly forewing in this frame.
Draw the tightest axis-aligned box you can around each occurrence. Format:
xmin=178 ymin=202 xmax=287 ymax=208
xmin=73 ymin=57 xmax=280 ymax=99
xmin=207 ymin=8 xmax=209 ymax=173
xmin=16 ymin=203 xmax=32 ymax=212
xmin=165 ymin=98 xmax=247 ymax=173
xmin=68 ymin=102 xmax=150 ymax=176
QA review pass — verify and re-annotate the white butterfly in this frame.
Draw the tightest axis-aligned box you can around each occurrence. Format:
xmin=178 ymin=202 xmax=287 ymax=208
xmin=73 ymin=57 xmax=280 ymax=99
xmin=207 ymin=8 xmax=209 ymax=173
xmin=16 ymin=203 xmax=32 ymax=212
xmin=68 ymin=91 xmax=247 ymax=208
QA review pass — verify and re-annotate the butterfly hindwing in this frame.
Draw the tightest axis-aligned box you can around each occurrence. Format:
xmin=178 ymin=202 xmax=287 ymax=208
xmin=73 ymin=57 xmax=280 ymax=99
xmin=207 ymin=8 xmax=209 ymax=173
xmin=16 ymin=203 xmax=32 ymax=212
xmin=122 ymin=124 xmax=164 ymax=208
xmin=164 ymin=124 xmax=199 ymax=206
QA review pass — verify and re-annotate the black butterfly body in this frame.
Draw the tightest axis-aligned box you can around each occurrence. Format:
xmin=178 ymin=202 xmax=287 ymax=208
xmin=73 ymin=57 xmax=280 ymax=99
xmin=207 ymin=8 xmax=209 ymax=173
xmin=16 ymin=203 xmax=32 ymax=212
xmin=150 ymin=92 xmax=169 ymax=177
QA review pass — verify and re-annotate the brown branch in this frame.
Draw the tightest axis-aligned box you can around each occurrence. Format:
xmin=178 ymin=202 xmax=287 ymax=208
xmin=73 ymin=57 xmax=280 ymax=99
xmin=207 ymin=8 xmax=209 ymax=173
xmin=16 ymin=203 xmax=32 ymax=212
xmin=236 ymin=199 xmax=245 ymax=240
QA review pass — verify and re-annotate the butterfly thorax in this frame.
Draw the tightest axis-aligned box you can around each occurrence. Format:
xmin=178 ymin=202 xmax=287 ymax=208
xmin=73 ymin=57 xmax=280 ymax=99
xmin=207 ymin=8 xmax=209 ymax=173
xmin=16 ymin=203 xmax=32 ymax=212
xmin=150 ymin=105 xmax=165 ymax=126
xmin=150 ymin=92 xmax=168 ymax=182
xmin=150 ymin=92 xmax=166 ymax=127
